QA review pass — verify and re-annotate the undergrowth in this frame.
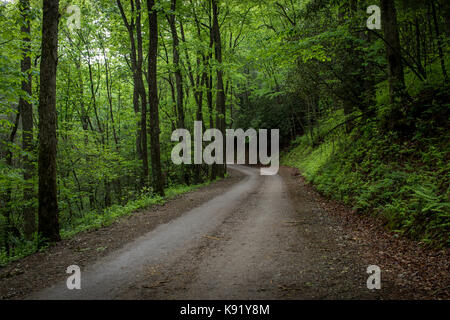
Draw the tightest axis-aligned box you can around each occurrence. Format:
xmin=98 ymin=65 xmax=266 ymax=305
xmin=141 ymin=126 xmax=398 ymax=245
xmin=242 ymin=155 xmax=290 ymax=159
xmin=0 ymin=179 xmax=216 ymax=266
xmin=282 ymin=84 xmax=450 ymax=248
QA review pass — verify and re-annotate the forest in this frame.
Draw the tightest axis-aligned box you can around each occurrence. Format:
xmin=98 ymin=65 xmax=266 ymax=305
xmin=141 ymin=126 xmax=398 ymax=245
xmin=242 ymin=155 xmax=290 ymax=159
xmin=0 ymin=0 xmax=448 ymax=268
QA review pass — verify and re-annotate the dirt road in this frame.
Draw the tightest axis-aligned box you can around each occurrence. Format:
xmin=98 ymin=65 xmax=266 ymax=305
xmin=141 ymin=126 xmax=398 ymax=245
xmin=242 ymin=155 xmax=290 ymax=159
xmin=26 ymin=166 xmax=375 ymax=299
xmin=1 ymin=165 xmax=448 ymax=300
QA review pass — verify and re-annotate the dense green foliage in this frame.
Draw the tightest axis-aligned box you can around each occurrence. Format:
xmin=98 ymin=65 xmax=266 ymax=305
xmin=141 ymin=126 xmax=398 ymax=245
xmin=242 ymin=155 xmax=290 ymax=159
xmin=0 ymin=0 xmax=242 ymax=262
xmin=234 ymin=0 xmax=449 ymax=246
xmin=273 ymin=1 xmax=449 ymax=247
xmin=283 ymin=83 xmax=449 ymax=247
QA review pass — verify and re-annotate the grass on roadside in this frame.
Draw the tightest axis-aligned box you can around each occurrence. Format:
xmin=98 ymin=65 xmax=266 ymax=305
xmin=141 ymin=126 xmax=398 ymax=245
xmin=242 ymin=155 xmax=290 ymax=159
xmin=0 ymin=178 xmax=219 ymax=266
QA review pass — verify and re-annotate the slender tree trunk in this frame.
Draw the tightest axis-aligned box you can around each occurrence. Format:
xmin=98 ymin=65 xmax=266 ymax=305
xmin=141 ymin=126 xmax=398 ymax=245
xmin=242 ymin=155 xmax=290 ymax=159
xmin=133 ymin=86 xmax=142 ymax=160
xmin=180 ymin=16 xmax=206 ymax=182
xmin=19 ymin=0 xmax=35 ymax=239
xmin=166 ymin=0 xmax=185 ymax=130
xmin=443 ymin=0 xmax=450 ymax=36
xmin=431 ymin=0 xmax=448 ymax=82
xmin=212 ymin=0 xmax=226 ymax=178
xmin=414 ymin=16 xmax=426 ymax=79
xmin=86 ymin=54 xmax=104 ymax=144
xmin=37 ymin=0 xmax=61 ymax=242
xmin=207 ymin=4 xmax=216 ymax=181
xmin=228 ymin=84 xmax=234 ymax=128
xmin=136 ymin=0 xmax=149 ymax=186
xmin=147 ymin=0 xmax=165 ymax=196
xmin=101 ymin=44 xmax=123 ymax=203
xmin=380 ymin=0 xmax=406 ymax=103
xmin=167 ymin=0 xmax=189 ymax=184
xmin=102 ymin=46 xmax=119 ymax=147
xmin=2 ymin=112 xmax=20 ymax=255
xmin=117 ymin=0 xmax=149 ymax=187
xmin=338 ymin=0 xmax=357 ymax=132
xmin=75 ymin=57 xmax=97 ymax=210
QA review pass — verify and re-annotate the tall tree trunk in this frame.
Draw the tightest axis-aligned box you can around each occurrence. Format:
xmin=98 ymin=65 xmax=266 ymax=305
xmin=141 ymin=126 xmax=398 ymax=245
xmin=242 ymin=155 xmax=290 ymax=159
xmin=167 ymin=0 xmax=189 ymax=185
xmin=86 ymin=53 xmax=104 ymax=144
xmin=101 ymin=43 xmax=123 ymax=203
xmin=37 ymin=0 xmax=61 ymax=242
xmin=207 ymin=10 xmax=216 ymax=181
xmin=19 ymin=0 xmax=35 ymax=239
xmin=133 ymin=85 xmax=142 ymax=160
xmin=102 ymin=45 xmax=119 ymax=147
xmin=136 ymin=0 xmax=149 ymax=187
xmin=414 ymin=16 xmax=426 ymax=79
xmin=117 ymin=0 xmax=149 ymax=187
xmin=442 ymin=0 xmax=450 ymax=36
xmin=212 ymin=0 xmax=226 ymax=178
xmin=228 ymin=83 xmax=234 ymax=128
xmin=166 ymin=0 xmax=185 ymax=130
xmin=181 ymin=16 xmax=206 ymax=183
xmin=339 ymin=1 xmax=356 ymax=132
xmin=147 ymin=0 xmax=165 ymax=196
xmin=2 ymin=112 xmax=20 ymax=255
xmin=431 ymin=0 xmax=448 ymax=82
xmin=380 ymin=0 xmax=406 ymax=103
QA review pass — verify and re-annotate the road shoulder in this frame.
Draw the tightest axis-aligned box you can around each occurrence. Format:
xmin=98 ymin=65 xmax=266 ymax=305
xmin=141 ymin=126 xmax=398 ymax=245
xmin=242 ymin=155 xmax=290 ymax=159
xmin=280 ymin=166 xmax=450 ymax=299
